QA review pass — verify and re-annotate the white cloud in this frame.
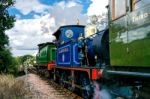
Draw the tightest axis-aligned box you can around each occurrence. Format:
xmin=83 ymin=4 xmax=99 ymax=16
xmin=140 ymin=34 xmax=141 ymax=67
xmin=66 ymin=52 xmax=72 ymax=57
xmin=66 ymin=1 xmax=77 ymax=7
xmin=6 ymin=14 xmax=56 ymax=56
xmin=7 ymin=0 xmax=88 ymax=56
xmin=11 ymin=49 xmax=37 ymax=56
xmin=87 ymin=0 xmax=108 ymax=16
xmin=50 ymin=1 xmax=88 ymax=26
xmin=14 ymin=0 xmax=50 ymax=15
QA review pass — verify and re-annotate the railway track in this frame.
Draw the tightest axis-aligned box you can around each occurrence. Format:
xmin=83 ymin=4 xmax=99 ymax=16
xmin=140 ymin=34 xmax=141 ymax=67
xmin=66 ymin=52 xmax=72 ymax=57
xmin=27 ymin=67 xmax=83 ymax=99
xmin=47 ymin=80 xmax=83 ymax=99
xmin=21 ymin=67 xmax=150 ymax=99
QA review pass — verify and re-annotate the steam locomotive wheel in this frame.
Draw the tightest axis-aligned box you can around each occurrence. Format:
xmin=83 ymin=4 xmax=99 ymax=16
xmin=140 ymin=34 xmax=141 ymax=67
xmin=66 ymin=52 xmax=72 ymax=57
xmin=80 ymin=74 xmax=93 ymax=99
xmin=60 ymin=72 xmax=67 ymax=87
xmin=60 ymin=73 xmax=64 ymax=87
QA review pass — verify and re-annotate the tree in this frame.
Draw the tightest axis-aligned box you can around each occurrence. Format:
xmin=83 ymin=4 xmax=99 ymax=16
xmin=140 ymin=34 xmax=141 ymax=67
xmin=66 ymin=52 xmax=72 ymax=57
xmin=0 ymin=0 xmax=15 ymax=73
xmin=18 ymin=55 xmax=35 ymax=66
xmin=0 ymin=0 xmax=15 ymax=47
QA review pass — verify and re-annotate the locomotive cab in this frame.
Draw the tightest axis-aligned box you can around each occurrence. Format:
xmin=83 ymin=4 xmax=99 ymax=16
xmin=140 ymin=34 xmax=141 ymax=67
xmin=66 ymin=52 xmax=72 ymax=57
xmin=53 ymin=25 xmax=85 ymax=67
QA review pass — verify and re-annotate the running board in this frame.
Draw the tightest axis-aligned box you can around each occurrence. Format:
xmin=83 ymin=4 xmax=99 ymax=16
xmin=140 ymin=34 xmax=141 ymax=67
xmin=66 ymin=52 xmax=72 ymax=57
xmin=106 ymin=70 xmax=150 ymax=78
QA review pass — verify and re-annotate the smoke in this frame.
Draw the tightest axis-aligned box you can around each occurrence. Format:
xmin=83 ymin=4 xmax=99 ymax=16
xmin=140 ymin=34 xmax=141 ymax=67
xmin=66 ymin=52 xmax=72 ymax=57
xmin=93 ymin=81 xmax=112 ymax=99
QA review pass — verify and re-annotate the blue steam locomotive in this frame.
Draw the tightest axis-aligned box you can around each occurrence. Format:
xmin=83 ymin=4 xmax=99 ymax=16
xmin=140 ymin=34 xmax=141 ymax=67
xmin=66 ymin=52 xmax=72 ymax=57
xmin=53 ymin=25 xmax=109 ymax=68
xmin=52 ymin=25 xmax=111 ymax=98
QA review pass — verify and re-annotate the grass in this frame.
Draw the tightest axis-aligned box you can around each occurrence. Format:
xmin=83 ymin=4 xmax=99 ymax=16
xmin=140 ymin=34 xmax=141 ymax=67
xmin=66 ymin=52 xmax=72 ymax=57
xmin=0 ymin=74 xmax=28 ymax=99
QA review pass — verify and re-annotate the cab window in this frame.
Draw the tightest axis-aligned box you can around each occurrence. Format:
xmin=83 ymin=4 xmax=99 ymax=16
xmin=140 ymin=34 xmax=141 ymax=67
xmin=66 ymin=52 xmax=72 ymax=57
xmin=133 ymin=0 xmax=150 ymax=10
xmin=112 ymin=0 xmax=126 ymax=20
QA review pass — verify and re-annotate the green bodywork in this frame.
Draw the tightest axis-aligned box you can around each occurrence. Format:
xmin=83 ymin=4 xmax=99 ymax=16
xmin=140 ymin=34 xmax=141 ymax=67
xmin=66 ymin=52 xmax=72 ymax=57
xmin=109 ymin=1 xmax=150 ymax=67
xmin=36 ymin=44 xmax=56 ymax=65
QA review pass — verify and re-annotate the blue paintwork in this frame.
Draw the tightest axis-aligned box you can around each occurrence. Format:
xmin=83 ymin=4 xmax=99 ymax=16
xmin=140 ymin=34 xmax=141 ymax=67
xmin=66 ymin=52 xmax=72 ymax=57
xmin=57 ymin=44 xmax=71 ymax=65
xmin=55 ymin=25 xmax=85 ymax=67
xmin=72 ymin=43 xmax=80 ymax=66
xmin=61 ymin=27 xmax=84 ymax=43
xmin=56 ymin=42 xmax=80 ymax=66
xmin=53 ymin=25 xmax=85 ymax=44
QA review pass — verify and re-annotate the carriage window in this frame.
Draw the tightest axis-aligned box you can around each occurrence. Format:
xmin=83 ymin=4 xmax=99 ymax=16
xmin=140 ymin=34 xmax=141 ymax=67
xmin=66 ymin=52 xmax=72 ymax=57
xmin=133 ymin=0 xmax=150 ymax=10
xmin=112 ymin=0 xmax=126 ymax=20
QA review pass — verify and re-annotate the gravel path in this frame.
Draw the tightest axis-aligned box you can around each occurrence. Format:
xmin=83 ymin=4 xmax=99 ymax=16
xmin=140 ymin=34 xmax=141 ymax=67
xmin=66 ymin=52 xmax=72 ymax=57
xmin=17 ymin=74 xmax=77 ymax=99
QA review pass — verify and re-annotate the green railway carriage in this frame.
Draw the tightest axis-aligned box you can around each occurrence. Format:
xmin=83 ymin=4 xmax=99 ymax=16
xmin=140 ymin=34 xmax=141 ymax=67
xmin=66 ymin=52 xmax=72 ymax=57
xmin=36 ymin=42 xmax=56 ymax=67
xmin=93 ymin=0 xmax=150 ymax=98
xmin=109 ymin=0 xmax=150 ymax=67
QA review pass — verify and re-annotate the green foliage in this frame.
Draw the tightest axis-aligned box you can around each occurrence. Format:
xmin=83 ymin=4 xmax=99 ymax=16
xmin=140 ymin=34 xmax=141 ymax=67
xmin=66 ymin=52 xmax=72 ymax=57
xmin=0 ymin=49 xmax=19 ymax=74
xmin=0 ymin=0 xmax=15 ymax=48
xmin=0 ymin=0 xmax=16 ymax=74
xmin=19 ymin=55 xmax=34 ymax=64
xmin=15 ymin=55 xmax=35 ymax=71
xmin=19 ymin=55 xmax=36 ymax=67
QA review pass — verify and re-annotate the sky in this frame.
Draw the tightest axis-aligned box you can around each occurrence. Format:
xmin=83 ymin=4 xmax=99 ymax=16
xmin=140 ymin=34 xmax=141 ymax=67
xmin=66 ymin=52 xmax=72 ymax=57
xmin=6 ymin=0 xmax=108 ymax=56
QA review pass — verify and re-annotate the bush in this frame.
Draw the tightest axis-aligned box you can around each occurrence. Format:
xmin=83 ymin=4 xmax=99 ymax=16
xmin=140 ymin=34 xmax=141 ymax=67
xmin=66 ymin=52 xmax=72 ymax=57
xmin=0 ymin=74 xmax=28 ymax=99
xmin=0 ymin=49 xmax=19 ymax=75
